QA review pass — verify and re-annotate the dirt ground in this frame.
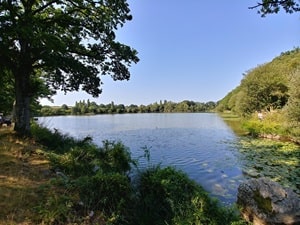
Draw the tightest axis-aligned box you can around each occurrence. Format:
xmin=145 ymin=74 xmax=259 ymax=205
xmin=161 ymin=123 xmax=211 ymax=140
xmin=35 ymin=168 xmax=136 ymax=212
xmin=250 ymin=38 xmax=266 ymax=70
xmin=0 ymin=127 xmax=51 ymax=225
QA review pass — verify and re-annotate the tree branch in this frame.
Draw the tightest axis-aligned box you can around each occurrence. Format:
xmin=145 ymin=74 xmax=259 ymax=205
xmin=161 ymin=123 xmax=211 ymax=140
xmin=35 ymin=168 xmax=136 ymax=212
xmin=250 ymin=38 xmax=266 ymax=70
xmin=249 ymin=0 xmax=291 ymax=9
xmin=33 ymin=0 xmax=60 ymax=15
xmin=249 ymin=0 xmax=300 ymax=11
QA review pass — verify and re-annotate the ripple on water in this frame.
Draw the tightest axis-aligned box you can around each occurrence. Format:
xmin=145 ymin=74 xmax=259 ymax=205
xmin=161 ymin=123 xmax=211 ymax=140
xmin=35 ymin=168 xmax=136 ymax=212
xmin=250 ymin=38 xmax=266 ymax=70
xmin=39 ymin=113 xmax=245 ymax=205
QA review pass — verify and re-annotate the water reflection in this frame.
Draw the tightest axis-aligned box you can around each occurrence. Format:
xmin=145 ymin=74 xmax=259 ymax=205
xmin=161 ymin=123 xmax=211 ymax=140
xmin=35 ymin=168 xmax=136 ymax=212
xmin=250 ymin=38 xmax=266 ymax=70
xmin=39 ymin=113 xmax=246 ymax=205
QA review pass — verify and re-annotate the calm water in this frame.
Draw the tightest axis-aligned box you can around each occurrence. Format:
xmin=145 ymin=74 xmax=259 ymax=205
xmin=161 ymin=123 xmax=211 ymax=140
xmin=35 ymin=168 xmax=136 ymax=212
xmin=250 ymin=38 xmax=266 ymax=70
xmin=38 ymin=113 xmax=246 ymax=205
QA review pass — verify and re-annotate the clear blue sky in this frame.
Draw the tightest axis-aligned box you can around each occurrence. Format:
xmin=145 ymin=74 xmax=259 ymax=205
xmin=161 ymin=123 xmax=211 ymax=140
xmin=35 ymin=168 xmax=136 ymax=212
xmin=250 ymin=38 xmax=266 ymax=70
xmin=40 ymin=0 xmax=300 ymax=106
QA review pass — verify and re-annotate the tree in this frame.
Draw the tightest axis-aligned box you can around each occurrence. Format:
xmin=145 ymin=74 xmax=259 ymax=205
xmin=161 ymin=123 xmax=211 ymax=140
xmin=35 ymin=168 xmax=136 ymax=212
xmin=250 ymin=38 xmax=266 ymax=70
xmin=0 ymin=69 xmax=14 ymax=115
xmin=115 ymin=104 xmax=125 ymax=113
xmin=234 ymin=64 xmax=289 ymax=115
xmin=0 ymin=0 xmax=139 ymax=136
xmin=249 ymin=0 xmax=300 ymax=16
xmin=175 ymin=101 xmax=189 ymax=112
xmin=285 ymin=69 xmax=300 ymax=125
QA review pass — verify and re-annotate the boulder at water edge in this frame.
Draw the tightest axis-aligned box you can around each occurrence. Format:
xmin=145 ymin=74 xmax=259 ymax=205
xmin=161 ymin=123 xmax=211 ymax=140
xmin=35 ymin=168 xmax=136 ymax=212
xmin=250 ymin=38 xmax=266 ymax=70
xmin=237 ymin=177 xmax=300 ymax=225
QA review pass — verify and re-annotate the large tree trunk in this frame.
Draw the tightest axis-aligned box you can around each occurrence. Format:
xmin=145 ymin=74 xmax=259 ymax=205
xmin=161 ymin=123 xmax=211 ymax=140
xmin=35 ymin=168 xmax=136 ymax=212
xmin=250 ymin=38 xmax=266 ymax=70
xmin=13 ymin=37 xmax=34 ymax=137
xmin=14 ymin=70 xmax=31 ymax=136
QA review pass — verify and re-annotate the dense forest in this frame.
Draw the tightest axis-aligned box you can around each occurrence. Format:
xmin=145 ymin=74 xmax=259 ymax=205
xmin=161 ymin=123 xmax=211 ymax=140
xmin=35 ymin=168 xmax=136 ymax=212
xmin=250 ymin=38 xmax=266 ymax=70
xmin=38 ymin=100 xmax=217 ymax=116
xmin=216 ymin=48 xmax=300 ymax=142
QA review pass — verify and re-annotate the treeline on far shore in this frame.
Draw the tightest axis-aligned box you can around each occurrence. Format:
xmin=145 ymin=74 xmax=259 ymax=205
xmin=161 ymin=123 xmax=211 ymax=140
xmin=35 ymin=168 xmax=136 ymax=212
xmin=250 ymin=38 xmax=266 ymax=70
xmin=37 ymin=100 xmax=217 ymax=116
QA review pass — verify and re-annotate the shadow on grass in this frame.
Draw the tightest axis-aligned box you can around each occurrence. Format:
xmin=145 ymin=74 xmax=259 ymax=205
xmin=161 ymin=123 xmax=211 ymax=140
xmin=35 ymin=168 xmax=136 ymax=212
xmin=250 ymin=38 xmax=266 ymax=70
xmin=0 ymin=128 xmax=52 ymax=224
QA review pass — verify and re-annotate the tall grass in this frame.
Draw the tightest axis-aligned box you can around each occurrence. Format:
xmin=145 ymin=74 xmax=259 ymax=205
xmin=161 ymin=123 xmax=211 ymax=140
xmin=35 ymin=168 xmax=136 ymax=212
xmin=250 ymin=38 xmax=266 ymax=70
xmin=30 ymin=123 xmax=249 ymax=225
xmin=242 ymin=111 xmax=287 ymax=138
xmin=134 ymin=166 xmax=243 ymax=225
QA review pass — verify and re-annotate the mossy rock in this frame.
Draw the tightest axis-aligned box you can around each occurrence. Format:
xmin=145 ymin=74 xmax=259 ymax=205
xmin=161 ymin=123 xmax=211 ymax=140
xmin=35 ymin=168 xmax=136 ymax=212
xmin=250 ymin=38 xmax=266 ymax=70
xmin=237 ymin=177 xmax=300 ymax=225
xmin=253 ymin=190 xmax=273 ymax=214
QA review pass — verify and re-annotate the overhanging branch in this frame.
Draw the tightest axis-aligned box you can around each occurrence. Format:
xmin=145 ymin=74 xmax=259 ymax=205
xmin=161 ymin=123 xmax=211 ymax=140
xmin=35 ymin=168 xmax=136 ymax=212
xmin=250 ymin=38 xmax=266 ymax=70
xmin=249 ymin=0 xmax=300 ymax=12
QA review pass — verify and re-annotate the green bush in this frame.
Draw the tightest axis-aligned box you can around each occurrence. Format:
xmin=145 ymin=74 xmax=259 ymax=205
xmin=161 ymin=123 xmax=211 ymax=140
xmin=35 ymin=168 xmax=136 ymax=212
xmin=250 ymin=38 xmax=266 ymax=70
xmin=242 ymin=111 xmax=287 ymax=137
xmin=75 ymin=173 xmax=133 ymax=221
xmin=31 ymin=124 xmax=248 ymax=225
xmin=35 ymin=192 xmax=74 ymax=224
xmin=48 ymin=140 xmax=134 ymax=178
xmin=134 ymin=166 xmax=243 ymax=225
xmin=31 ymin=122 xmax=80 ymax=153
xmin=49 ymin=145 xmax=100 ymax=178
xmin=99 ymin=140 xmax=133 ymax=175
xmin=242 ymin=119 xmax=262 ymax=137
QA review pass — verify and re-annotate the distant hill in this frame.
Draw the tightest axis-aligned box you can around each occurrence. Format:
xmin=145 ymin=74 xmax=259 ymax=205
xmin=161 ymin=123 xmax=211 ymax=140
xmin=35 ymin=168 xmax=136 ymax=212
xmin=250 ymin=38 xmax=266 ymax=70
xmin=216 ymin=48 xmax=300 ymax=142
xmin=216 ymin=48 xmax=300 ymax=116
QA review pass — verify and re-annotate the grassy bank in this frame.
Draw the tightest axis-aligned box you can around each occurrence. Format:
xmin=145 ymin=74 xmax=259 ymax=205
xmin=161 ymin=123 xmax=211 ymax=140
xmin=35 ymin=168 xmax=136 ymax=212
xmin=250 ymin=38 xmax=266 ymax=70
xmin=219 ymin=112 xmax=300 ymax=195
xmin=0 ymin=125 xmax=248 ymax=225
xmin=219 ymin=111 xmax=300 ymax=144
xmin=238 ymin=138 xmax=300 ymax=195
xmin=217 ymin=112 xmax=247 ymax=136
xmin=242 ymin=111 xmax=300 ymax=144
xmin=0 ymin=127 xmax=52 ymax=224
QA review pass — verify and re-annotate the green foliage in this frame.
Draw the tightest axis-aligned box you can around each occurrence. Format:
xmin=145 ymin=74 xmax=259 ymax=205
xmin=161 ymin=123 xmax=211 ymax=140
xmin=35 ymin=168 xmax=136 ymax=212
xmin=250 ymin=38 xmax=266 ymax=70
xmin=242 ymin=111 xmax=286 ymax=137
xmin=39 ymin=99 xmax=217 ymax=116
xmin=50 ymin=145 xmax=100 ymax=178
xmin=48 ymin=140 xmax=133 ymax=178
xmin=238 ymin=138 xmax=300 ymax=195
xmin=216 ymin=87 xmax=241 ymax=113
xmin=35 ymin=191 xmax=74 ymax=224
xmin=238 ymin=63 xmax=289 ymax=114
xmin=99 ymin=140 xmax=133 ymax=174
xmin=242 ymin=119 xmax=263 ymax=137
xmin=135 ymin=166 xmax=243 ymax=225
xmin=0 ymin=70 xmax=14 ymax=115
xmin=217 ymin=48 xmax=300 ymax=141
xmin=218 ymin=48 xmax=300 ymax=116
xmin=249 ymin=0 xmax=300 ymax=16
xmin=31 ymin=124 xmax=248 ymax=225
xmin=253 ymin=191 xmax=272 ymax=213
xmin=285 ymin=69 xmax=300 ymax=127
xmin=0 ymin=0 xmax=139 ymax=136
xmin=75 ymin=173 xmax=132 ymax=217
xmin=31 ymin=122 xmax=79 ymax=153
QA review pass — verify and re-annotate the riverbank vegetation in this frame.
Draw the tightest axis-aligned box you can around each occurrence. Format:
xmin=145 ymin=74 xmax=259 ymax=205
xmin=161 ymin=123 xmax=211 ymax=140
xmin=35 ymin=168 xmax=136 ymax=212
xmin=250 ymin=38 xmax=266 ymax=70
xmin=37 ymin=100 xmax=217 ymax=116
xmin=2 ymin=44 xmax=299 ymax=144
xmin=0 ymin=125 xmax=248 ymax=225
xmin=238 ymin=138 xmax=300 ymax=195
xmin=32 ymin=48 xmax=300 ymax=144
xmin=216 ymin=48 xmax=300 ymax=143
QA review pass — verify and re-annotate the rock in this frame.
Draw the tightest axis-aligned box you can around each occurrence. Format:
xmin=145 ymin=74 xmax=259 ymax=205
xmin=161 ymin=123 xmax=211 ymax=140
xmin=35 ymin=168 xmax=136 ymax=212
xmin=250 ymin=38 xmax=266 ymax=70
xmin=237 ymin=177 xmax=300 ymax=225
xmin=243 ymin=168 xmax=260 ymax=178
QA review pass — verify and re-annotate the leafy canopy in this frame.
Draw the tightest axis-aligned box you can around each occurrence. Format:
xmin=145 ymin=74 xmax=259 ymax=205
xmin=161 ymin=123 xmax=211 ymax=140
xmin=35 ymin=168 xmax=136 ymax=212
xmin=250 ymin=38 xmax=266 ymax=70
xmin=216 ymin=48 xmax=300 ymax=115
xmin=0 ymin=70 xmax=14 ymax=115
xmin=0 ymin=0 xmax=139 ymax=135
xmin=249 ymin=0 xmax=300 ymax=16
xmin=0 ymin=0 xmax=139 ymax=96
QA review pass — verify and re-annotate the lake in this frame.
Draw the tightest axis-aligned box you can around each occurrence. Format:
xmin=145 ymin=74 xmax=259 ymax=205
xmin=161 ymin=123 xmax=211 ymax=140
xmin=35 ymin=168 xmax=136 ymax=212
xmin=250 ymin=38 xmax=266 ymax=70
xmin=38 ymin=113 xmax=247 ymax=205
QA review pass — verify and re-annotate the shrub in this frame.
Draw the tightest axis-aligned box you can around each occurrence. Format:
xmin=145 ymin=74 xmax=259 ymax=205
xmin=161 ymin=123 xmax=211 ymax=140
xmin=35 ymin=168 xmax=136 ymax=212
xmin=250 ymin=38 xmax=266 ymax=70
xmin=49 ymin=145 xmax=101 ymax=178
xmin=31 ymin=124 xmax=248 ymax=225
xmin=242 ymin=119 xmax=262 ymax=137
xmin=75 ymin=173 xmax=133 ymax=223
xmin=242 ymin=111 xmax=286 ymax=137
xmin=99 ymin=140 xmax=133 ymax=175
xmin=48 ymin=140 xmax=134 ymax=178
xmin=134 ymin=166 xmax=242 ymax=225
xmin=31 ymin=122 xmax=80 ymax=153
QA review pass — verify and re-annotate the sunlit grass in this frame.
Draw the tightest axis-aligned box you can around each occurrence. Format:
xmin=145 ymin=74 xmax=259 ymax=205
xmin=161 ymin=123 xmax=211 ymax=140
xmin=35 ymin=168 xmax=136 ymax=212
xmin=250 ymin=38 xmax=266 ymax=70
xmin=218 ymin=112 xmax=240 ymax=120
xmin=1 ymin=126 xmax=250 ymax=225
xmin=0 ymin=128 xmax=52 ymax=224
xmin=218 ymin=112 xmax=248 ymax=136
